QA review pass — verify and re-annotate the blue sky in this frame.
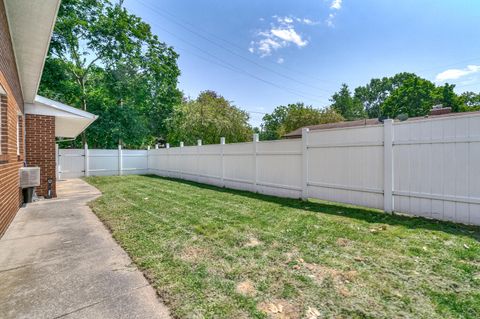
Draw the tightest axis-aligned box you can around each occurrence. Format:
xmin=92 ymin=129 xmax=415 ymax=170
xmin=124 ymin=0 xmax=480 ymax=127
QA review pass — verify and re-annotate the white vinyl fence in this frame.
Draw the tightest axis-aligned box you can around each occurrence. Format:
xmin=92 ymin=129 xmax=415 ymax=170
xmin=58 ymin=113 xmax=480 ymax=225
xmin=57 ymin=146 xmax=148 ymax=179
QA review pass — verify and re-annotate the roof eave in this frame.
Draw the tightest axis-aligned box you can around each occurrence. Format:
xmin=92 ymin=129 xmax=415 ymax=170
xmin=4 ymin=0 xmax=62 ymax=104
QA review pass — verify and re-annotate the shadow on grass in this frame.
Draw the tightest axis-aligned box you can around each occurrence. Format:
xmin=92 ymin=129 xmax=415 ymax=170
xmin=140 ymin=174 xmax=480 ymax=241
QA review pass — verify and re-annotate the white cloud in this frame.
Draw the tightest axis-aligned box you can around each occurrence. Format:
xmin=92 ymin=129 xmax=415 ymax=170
xmin=275 ymin=15 xmax=319 ymax=26
xmin=435 ymin=65 xmax=480 ymax=82
xmin=326 ymin=13 xmax=336 ymax=27
xmin=300 ymin=18 xmax=318 ymax=26
xmin=276 ymin=16 xmax=294 ymax=24
xmin=257 ymin=37 xmax=283 ymax=56
xmin=325 ymin=0 xmax=343 ymax=27
xmin=271 ymin=28 xmax=308 ymax=47
xmin=330 ymin=0 xmax=342 ymax=10
xmin=249 ymin=16 xmax=314 ymax=57
xmin=277 ymin=57 xmax=285 ymax=64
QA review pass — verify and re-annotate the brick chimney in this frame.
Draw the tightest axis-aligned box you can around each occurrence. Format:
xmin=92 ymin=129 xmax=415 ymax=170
xmin=429 ymin=105 xmax=452 ymax=116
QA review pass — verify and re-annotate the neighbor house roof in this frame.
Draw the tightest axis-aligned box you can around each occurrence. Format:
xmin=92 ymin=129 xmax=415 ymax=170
xmin=25 ymin=96 xmax=98 ymax=138
xmin=284 ymin=111 xmax=480 ymax=139
xmin=4 ymin=0 xmax=61 ymax=104
xmin=284 ymin=118 xmax=382 ymax=139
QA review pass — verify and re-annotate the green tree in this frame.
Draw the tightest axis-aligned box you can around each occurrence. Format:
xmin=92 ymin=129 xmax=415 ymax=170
xmin=460 ymin=91 xmax=480 ymax=110
xmin=260 ymin=105 xmax=290 ymax=140
xmin=167 ymin=91 xmax=253 ymax=145
xmin=39 ymin=0 xmax=181 ymax=147
xmin=330 ymin=84 xmax=365 ymax=120
xmin=260 ymin=103 xmax=344 ymax=140
xmin=435 ymin=83 xmax=462 ymax=112
xmin=381 ymin=77 xmax=437 ymax=118
xmin=353 ymin=72 xmax=419 ymax=118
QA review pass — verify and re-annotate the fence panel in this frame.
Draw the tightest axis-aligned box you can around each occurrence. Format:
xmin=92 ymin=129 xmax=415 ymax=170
xmin=393 ymin=114 xmax=480 ymax=224
xmin=58 ymin=149 xmax=84 ymax=179
xmin=148 ymin=148 xmax=168 ymax=175
xmin=256 ymin=139 xmax=302 ymax=198
xmin=223 ymin=142 xmax=255 ymax=192
xmin=88 ymin=149 xmax=118 ymax=176
xmin=307 ymin=125 xmax=385 ymax=209
xmin=197 ymin=144 xmax=223 ymax=187
xmin=122 ymin=150 xmax=148 ymax=175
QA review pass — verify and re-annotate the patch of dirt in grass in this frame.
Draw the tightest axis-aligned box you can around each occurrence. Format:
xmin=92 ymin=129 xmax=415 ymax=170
xmin=305 ymin=262 xmax=357 ymax=285
xmin=179 ymin=246 xmax=209 ymax=263
xmin=283 ymin=248 xmax=300 ymax=263
xmin=257 ymin=299 xmax=301 ymax=319
xmin=244 ymin=236 xmax=262 ymax=248
xmin=305 ymin=306 xmax=321 ymax=319
xmin=336 ymin=237 xmax=352 ymax=247
xmin=292 ymin=259 xmax=358 ymax=297
xmin=236 ymin=280 xmax=256 ymax=296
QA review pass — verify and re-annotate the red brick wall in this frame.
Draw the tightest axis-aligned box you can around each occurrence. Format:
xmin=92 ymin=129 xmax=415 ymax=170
xmin=25 ymin=114 xmax=56 ymax=198
xmin=0 ymin=0 xmax=23 ymax=108
xmin=0 ymin=0 xmax=25 ymax=238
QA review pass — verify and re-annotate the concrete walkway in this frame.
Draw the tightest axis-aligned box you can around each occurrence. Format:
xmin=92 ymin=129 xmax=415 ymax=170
xmin=0 ymin=179 xmax=171 ymax=319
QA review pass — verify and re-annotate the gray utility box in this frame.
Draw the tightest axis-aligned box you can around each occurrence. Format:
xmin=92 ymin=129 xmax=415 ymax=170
xmin=19 ymin=167 xmax=40 ymax=204
xmin=19 ymin=167 xmax=41 ymax=188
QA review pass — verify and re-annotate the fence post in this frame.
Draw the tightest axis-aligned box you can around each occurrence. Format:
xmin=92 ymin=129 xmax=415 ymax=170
xmin=84 ymin=143 xmax=89 ymax=177
xmin=166 ymin=143 xmax=170 ymax=178
xmin=118 ymin=144 xmax=123 ymax=176
xmin=253 ymin=133 xmax=259 ymax=192
xmin=179 ymin=142 xmax=184 ymax=180
xmin=146 ymin=146 xmax=150 ymax=174
xmin=197 ymin=139 xmax=202 ymax=182
xmin=383 ymin=119 xmax=394 ymax=213
xmin=220 ymin=137 xmax=225 ymax=187
xmin=301 ymin=128 xmax=309 ymax=200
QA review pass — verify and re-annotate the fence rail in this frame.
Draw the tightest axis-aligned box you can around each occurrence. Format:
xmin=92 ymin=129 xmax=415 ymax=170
xmin=57 ymin=113 xmax=480 ymax=225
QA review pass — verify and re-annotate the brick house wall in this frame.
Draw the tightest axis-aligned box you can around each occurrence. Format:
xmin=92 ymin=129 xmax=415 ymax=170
xmin=25 ymin=114 xmax=56 ymax=198
xmin=0 ymin=0 xmax=25 ymax=237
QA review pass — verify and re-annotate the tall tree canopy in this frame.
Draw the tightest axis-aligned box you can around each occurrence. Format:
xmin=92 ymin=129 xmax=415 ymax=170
xmin=460 ymin=91 xmax=480 ymax=110
xmin=330 ymin=84 xmax=365 ymax=120
xmin=39 ymin=0 xmax=181 ymax=148
xmin=353 ymin=72 xmax=417 ymax=118
xmin=260 ymin=103 xmax=344 ymax=140
xmin=381 ymin=76 xmax=437 ymax=118
xmin=167 ymin=91 xmax=253 ymax=145
xmin=331 ymin=72 xmax=475 ymax=120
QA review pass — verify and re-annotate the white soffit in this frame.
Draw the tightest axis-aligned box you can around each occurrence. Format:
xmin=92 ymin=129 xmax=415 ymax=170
xmin=4 ymin=0 xmax=61 ymax=103
xmin=25 ymin=96 xmax=98 ymax=138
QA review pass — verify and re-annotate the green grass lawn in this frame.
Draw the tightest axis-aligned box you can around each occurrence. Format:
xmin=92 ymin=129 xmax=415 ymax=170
xmin=86 ymin=175 xmax=480 ymax=319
